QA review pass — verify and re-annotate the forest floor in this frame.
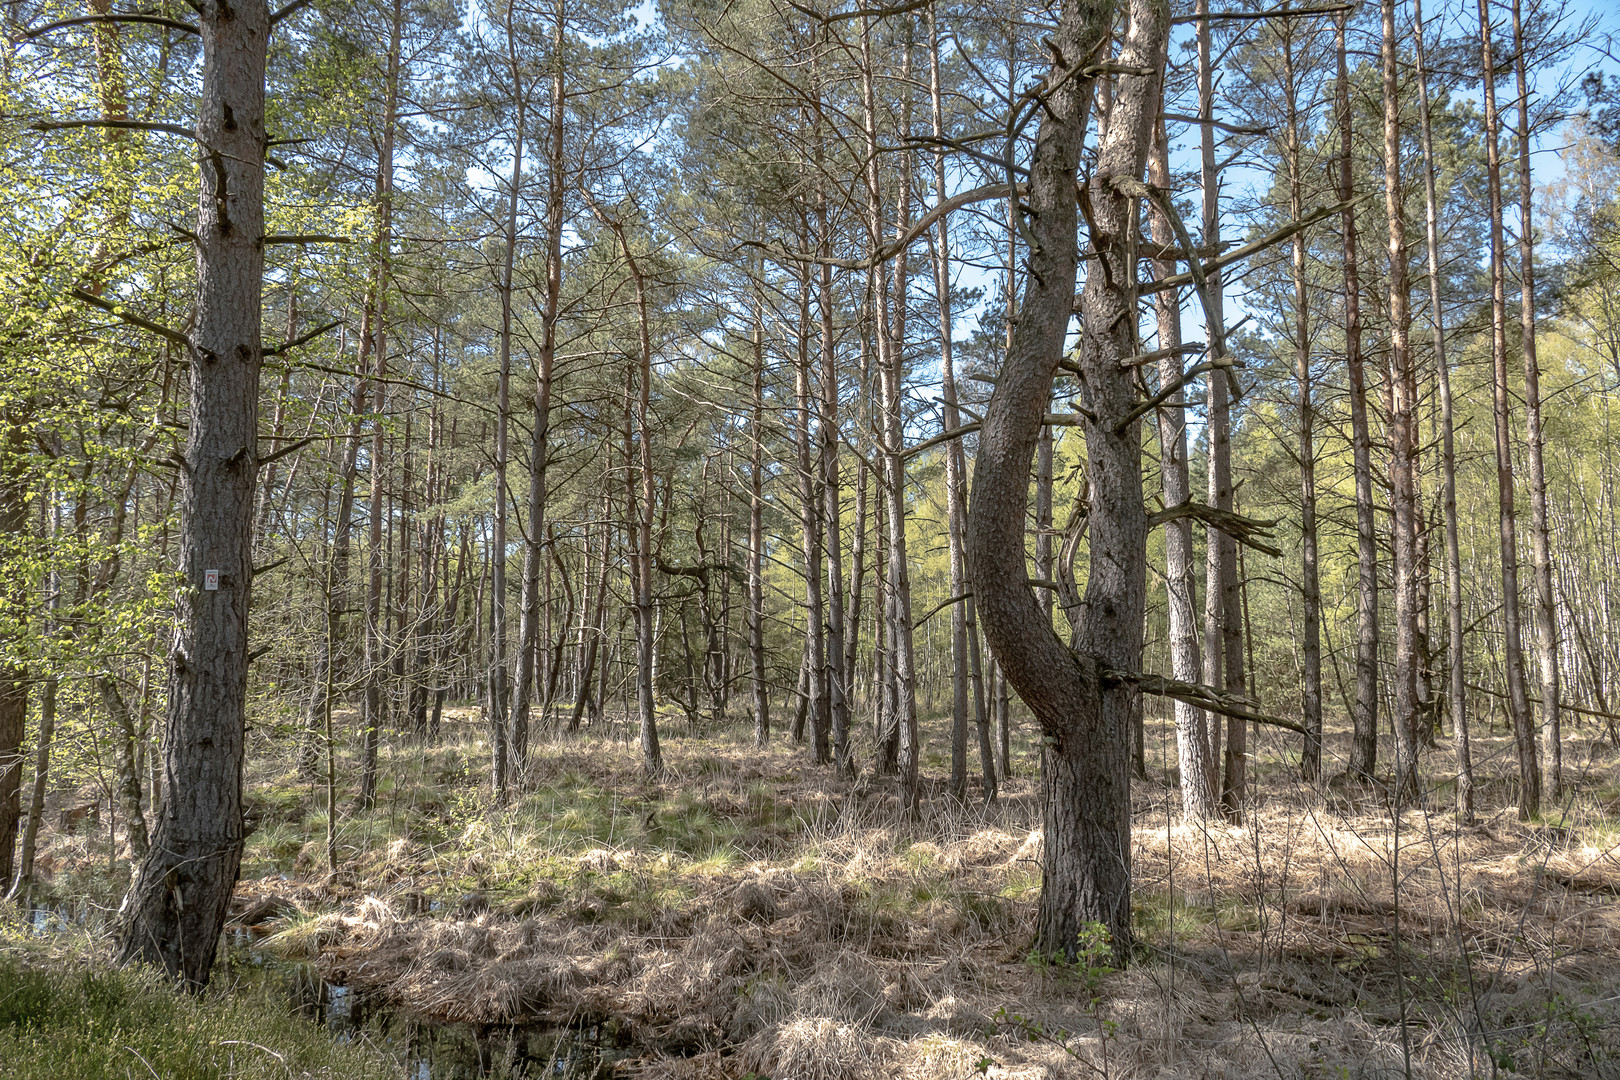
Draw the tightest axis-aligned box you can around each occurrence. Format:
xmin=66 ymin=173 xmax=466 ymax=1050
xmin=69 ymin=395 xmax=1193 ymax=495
xmin=12 ymin=706 xmax=1620 ymax=1079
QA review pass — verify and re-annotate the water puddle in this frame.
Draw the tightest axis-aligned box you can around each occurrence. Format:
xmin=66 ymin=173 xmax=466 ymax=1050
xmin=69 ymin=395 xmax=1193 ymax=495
xmin=18 ymin=909 xmax=625 ymax=1078
xmin=223 ymin=934 xmax=626 ymax=1078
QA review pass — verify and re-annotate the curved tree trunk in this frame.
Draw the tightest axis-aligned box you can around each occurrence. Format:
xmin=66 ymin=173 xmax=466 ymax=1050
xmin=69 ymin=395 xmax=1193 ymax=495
xmin=968 ymin=0 xmax=1164 ymax=964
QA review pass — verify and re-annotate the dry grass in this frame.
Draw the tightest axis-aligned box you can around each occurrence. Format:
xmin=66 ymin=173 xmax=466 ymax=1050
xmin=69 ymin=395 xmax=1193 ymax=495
xmin=24 ymin=705 xmax=1620 ymax=1077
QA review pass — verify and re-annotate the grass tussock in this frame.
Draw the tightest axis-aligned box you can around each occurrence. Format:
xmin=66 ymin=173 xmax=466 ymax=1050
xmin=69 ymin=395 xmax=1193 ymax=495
xmin=0 ymin=949 xmax=394 ymax=1080
xmin=22 ymin=708 xmax=1620 ymax=1077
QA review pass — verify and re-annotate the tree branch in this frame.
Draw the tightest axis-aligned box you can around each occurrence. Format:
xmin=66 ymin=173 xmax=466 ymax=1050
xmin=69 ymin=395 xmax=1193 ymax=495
xmin=1149 ymin=500 xmax=1282 ymax=557
xmin=255 ymin=437 xmax=312 ymax=469
xmin=1161 ymin=112 xmax=1268 ymax=135
xmin=261 ymin=234 xmax=352 ymax=246
xmin=1139 ymin=194 xmax=1374 ymax=296
xmin=746 ymin=183 xmax=1024 ymax=269
xmin=270 ymin=0 xmax=315 ymax=23
xmin=20 ymin=12 xmax=198 ymax=38
xmin=783 ymin=0 xmax=930 ymax=25
xmin=263 ymin=318 xmax=342 ymax=356
xmin=1101 ymin=668 xmax=1306 ymax=733
xmin=1118 ymin=357 xmax=1242 ymax=430
xmin=32 ymin=118 xmax=198 ymax=141
xmin=70 ymin=288 xmax=191 ymax=349
xmin=1172 ymin=3 xmax=1352 ymax=22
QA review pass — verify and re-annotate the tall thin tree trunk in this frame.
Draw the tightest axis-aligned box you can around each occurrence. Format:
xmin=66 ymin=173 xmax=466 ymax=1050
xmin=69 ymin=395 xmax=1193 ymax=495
xmin=1337 ymin=13 xmax=1379 ymax=781
xmin=511 ymin=8 xmax=566 ymax=772
xmin=1383 ymin=0 xmax=1422 ymax=803
xmin=357 ymin=0 xmax=403 ymax=810
xmin=868 ymin=19 xmax=920 ymax=803
xmin=1512 ymin=0 xmax=1560 ymax=802
xmin=750 ymin=283 xmax=769 ymax=747
xmin=1198 ymin=0 xmax=1243 ymax=818
xmin=488 ymin=32 xmax=526 ymax=800
xmin=1479 ymin=0 xmax=1539 ymax=817
xmin=1150 ymin=116 xmax=1215 ymax=819
xmin=931 ymin=5 xmax=973 ymax=800
xmin=793 ymin=262 xmax=828 ymax=763
xmin=602 ymin=217 xmax=664 ymax=775
xmin=1282 ymin=27 xmax=1323 ymax=782
xmin=1414 ymin=0 xmax=1474 ymax=819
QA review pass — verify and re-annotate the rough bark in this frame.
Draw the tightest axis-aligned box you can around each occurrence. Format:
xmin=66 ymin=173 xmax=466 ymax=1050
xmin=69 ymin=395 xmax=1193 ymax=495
xmin=115 ymin=0 xmax=267 ymax=988
xmin=968 ymin=0 xmax=1163 ymax=964
xmin=1384 ymin=0 xmax=1422 ymax=803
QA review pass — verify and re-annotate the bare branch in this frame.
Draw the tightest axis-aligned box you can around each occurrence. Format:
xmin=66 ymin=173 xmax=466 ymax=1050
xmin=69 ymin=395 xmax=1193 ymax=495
xmin=1172 ymin=3 xmax=1352 ymax=22
xmin=70 ymin=288 xmax=191 ymax=349
xmin=32 ymin=118 xmax=198 ymax=141
xmin=1102 ymin=668 xmax=1306 ymax=733
xmin=263 ymin=318 xmax=342 ymax=356
xmin=1149 ymin=500 xmax=1282 ymax=557
xmin=19 ymin=12 xmax=198 ymax=38
xmin=255 ymin=437 xmax=312 ymax=469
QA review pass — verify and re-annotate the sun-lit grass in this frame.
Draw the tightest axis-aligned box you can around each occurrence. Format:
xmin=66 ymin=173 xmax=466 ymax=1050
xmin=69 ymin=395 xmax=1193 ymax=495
xmin=0 ymin=951 xmax=393 ymax=1080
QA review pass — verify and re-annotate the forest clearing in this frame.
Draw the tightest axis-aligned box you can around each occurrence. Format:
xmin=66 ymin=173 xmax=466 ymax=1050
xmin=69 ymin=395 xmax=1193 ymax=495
xmin=13 ymin=708 xmax=1620 ymax=1078
xmin=3 ymin=0 xmax=1620 ymax=1073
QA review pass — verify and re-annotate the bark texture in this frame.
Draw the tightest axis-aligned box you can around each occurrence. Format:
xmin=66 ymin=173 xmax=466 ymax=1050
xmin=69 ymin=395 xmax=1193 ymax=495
xmin=115 ymin=0 xmax=266 ymax=988
xmin=968 ymin=0 xmax=1165 ymax=964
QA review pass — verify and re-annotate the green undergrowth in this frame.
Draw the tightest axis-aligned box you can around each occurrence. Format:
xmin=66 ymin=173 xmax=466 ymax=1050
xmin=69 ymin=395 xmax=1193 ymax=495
xmin=0 ymin=951 xmax=394 ymax=1080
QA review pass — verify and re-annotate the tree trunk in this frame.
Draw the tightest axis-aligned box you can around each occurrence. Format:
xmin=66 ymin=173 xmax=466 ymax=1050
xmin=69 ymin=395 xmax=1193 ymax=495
xmin=750 ymin=286 xmax=769 ymax=747
xmin=603 ymin=217 xmax=664 ymax=775
xmin=968 ymin=0 xmax=1160 ymax=964
xmin=812 ymin=58 xmax=850 ymax=772
xmin=866 ymin=18 xmax=919 ymax=806
xmin=1149 ymin=116 xmax=1216 ymax=820
xmin=1414 ymin=0 xmax=1474 ymax=819
xmin=488 ymin=80 xmax=524 ymax=800
xmin=115 ymin=0 xmax=267 ymax=988
xmin=931 ymin=6 xmax=971 ymax=801
xmin=1337 ymin=12 xmax=1379 ymax=782
xmin=0 ymin=416 xmax=28 ymax=884
xmin=1478 ymin=0 xmax=1539 ymax=818
xmin=793 ymin=263 xmax=828 ymax=763
xmin=1198 ymin=0 xmax=1244 ymax=818
xmin=99 ymin=675 xmax=149 ymax=858
xmin=1383 ymin=0 xmax=1422 ymax=803
xmin=511 ymin=10 xmax=565 ymax=770
xmin=1512 ymin=0 xmax=1560 ymax=803
xmin=8 ymin=672 xmax=53 ymax=899
xmin=1281 ymin=27 xmax=1323 ymax=782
